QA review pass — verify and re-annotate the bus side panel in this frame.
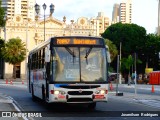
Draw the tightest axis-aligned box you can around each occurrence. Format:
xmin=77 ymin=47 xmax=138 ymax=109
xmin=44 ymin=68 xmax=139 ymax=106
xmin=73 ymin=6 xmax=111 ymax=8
xmin=30 ymin=69 xmax=46 ymax=100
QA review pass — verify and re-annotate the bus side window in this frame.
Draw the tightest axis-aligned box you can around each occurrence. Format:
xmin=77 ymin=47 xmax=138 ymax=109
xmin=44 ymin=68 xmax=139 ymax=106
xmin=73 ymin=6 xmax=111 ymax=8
xmin=32 ymin=54 xmax=35 ymax=69
xmin=30 ymin=55 xmax=32 ymax=70
xmin=38 ymin=50 xmax=41 ymax=69
xmin=40 ymin=49 xmax=43 ymax=68
xmin=42 ymin=48 xmax=45 ymax=68
xmin=34 ymin=53 xmax=36 ymax=69
xmin=35 ymin=52 xmax=37 ymax=69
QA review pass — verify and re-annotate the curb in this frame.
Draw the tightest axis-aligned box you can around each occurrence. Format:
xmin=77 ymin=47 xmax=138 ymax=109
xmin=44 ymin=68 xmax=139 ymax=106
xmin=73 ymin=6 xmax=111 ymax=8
xmin=0 ymin=93 xmax=31 ymax=120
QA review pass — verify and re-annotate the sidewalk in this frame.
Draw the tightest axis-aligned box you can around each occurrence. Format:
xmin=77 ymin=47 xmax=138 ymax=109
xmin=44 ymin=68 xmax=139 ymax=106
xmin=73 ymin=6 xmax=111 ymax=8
xmin=0 ymin=79 xmax=27 ymax=119
xmin=109 ymin=83 xmax=160 ymax=109
xmin=0 ymin=79 xmax=27 ymax=85
xmin=0 ymin=93 xmax=20 ymax=119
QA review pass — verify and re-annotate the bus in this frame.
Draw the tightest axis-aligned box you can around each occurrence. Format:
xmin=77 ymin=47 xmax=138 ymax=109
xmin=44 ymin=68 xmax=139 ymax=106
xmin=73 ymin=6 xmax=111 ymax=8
xmin=27 ymin=36 xmax=111 ymax=109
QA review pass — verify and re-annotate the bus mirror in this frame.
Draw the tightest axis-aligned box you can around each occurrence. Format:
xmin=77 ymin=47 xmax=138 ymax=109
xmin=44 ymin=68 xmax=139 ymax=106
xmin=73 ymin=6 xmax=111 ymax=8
xmin=105 ymin=45 xmax=111 ymax=63
xmin=45 ymin=45 xmax=51 ymax=62
xmin=107 ymin=51 xmax=111 ymax=63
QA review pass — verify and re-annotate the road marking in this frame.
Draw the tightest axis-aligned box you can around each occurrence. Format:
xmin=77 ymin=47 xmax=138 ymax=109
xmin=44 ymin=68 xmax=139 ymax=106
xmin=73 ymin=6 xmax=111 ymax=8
xmin=134 ymin=99 xmax=160 ymax=109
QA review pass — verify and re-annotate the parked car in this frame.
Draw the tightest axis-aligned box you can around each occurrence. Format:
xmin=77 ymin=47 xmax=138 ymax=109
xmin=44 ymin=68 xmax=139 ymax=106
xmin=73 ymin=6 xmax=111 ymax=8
xmin=108 ymin=72 xmax=118 ymax=82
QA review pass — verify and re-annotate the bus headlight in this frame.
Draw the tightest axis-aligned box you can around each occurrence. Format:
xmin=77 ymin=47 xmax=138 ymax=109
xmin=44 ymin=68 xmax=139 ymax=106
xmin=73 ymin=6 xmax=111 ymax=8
xmin=100 ymin=90 xmax=105 ymax=94
xmin=54 ymin=90 xmax=65 ymax=95
xmin=54 ymin=90 xmax=60 ymax=95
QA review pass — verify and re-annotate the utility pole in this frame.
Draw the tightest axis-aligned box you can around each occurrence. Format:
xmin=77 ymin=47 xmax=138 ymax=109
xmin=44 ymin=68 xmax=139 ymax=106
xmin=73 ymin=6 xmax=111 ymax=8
xmin=134 ymin=53 xmax=137 ymax=97
xmin=116 ymin=55 xmax=120 ymax=95
xmin=119 ymin=42 xmax=122 ymax=84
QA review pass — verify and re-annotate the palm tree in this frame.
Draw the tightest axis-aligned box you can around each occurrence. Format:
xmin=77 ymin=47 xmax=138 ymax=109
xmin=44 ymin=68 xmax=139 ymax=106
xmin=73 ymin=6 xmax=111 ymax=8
xmin=105 ymin=39 xmax=118 ymax=62
xmin=2 ymin=38 xmax=26 ymax=79
xmin=121 ymin=55 xmax=134 ymax=85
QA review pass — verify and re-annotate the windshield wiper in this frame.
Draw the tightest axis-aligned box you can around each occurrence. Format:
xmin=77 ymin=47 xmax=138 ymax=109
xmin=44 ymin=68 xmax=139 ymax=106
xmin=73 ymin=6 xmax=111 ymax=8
xmin=85 ymin=47 xmax=92 ymax=64
xmin=65 ymin=47 xmax=76 ymax=64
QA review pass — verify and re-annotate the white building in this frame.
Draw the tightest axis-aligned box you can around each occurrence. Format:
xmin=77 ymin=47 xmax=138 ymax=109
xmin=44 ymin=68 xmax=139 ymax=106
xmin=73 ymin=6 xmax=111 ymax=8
xmin=0 ymin=1 xmax=111 ymax=79
xmin=1 ymin=0 xmax=35 ymax=21
xmin=112 ymin=0 xmax=132 ymax=24
xmin=96 ymin=12 xmax=111 ymax=36
xmin=119 ymin=0 xmax=132 ymax=23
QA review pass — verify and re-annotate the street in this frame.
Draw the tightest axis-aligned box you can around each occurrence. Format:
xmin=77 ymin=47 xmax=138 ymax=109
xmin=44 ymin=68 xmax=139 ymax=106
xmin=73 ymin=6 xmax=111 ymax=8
xmin=0 ymin=82 xmax=160 ymax=120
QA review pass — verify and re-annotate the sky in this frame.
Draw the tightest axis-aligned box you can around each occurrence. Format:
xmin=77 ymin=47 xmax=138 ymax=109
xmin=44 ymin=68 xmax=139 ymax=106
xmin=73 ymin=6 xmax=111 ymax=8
xmin=36 ymin=0 xmax=158 ymax=34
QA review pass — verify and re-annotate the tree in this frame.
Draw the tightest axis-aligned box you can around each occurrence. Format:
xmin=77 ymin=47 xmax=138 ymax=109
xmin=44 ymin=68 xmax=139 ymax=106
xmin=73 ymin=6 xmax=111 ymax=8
xmin=0 ymin=0 xmax=5 ymax=27
xmin=140 ymin=33 xmax=160 ymax=70
xmin=105 ymin=39 xmax=118 ymax=62
xmin=121 ymin=55 xmax=134 ymax=85
xmin=102 ymin=22 xmax=147 ymax=56
xmin=2 ymin=38 xmax=26 ymax=79
xmin=0 ymin=38 xmax=4 ymax=57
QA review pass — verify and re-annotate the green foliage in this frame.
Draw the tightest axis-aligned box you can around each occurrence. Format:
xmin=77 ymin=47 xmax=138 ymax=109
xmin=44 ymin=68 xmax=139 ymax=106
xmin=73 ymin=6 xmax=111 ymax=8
xmin=0 ymin=0 xmax=5 ymax=27
xmin=102 ymin=22 xmax=147 ymax=56
xmin=108 ymin=66 xmax=114 ymax=72
xmin=140 ymin=33 xmax=160 ymax=70
xmin=121 ymin=55 xmax=134 ymax=72
xmin=2 ymin=38 xmax=26 ymax=65
xmin=121 ymin=54 xmax=142 ymax=74
xmin=104 ymin=39 xmax=118 ymax=62
xmin=144 ymin=34 xmax=160 ymax=54
xmin=0 ymin=38 xmax=5 ymax=57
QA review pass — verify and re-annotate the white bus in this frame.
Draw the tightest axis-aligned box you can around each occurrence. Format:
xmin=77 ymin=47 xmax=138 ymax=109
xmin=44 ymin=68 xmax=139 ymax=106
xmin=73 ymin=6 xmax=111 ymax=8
xmin=27 ymin=36 xmax=110 ymax=109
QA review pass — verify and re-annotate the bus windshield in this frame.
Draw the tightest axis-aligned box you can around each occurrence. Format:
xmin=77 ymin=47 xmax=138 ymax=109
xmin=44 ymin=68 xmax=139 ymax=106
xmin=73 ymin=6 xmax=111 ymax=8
xmin=52 ymin=46 xmax=107 ymax=83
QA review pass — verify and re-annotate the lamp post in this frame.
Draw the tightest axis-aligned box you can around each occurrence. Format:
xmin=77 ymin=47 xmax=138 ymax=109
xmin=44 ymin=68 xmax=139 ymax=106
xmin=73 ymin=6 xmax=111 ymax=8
xmin=35 ymin=3 xmax=54 ymax=42
xmin=119 ymin=42 xmax=122 ymax=84
xmin=70 ymin=20 xmax=74 ymax=36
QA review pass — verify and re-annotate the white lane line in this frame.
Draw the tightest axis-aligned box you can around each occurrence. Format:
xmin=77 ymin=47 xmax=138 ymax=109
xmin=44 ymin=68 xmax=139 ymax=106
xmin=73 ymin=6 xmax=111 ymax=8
xmin=134 ymin=99 xmax=160 ymax=109
xmin=7 ymin=96 xmax=29 ymax=120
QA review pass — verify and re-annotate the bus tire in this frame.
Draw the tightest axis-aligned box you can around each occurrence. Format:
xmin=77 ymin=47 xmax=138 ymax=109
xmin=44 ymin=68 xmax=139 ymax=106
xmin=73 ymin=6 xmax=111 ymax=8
xmin=42 ymin=85 xmax=46 ymax=102
xmin=31 ymin=84 xmax=36 ymax=101
xmin=88 ymin=102 xmax=96 ymax=110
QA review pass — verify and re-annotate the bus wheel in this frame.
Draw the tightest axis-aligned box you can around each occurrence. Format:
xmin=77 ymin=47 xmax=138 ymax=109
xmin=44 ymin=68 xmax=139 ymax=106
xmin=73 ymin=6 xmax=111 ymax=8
xmin=31 ymin=84 xmax=36 ymax=101
xmin=88 ymin=102 xmax=96 ymax=110
xmin=42 ymin=85 xmax=46 ymax=102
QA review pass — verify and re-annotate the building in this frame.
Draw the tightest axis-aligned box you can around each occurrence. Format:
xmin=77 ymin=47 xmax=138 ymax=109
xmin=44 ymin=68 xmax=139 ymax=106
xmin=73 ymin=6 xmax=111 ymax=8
xmin=119 ymin=0 xmax=132 ymax=23
xmin=96 ymin=12 xmax=111 ymax=36
xmin=0 ymin=13 xmax=110 ymax=79
xmin=0 ymin=1 xmax=111 ymax=79
xmin=1 ymin=0 xmax=35 ymax=21
xmin=63 ymin=17 xmax=98 ymax=37
xmin=112 ymin=3 xmax=120 ymax=23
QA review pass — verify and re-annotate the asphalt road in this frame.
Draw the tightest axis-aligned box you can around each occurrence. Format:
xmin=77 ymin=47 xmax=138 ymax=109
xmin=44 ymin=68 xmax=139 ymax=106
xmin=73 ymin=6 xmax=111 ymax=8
xmin=116 ymin=84 xmax=160 ymax=96
xmin=0 ymin=84 xmax=160 ymax=120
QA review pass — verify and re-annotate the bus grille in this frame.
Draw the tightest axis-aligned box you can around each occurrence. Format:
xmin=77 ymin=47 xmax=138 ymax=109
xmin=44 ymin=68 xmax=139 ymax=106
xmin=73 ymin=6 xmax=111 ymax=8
xmin=67 ymin=98 xmax=93 ymax=102
xmin=68 ymin=91 xmax=93 ymax=95
xmin=59 ymin=85 xmax=100 ymax=89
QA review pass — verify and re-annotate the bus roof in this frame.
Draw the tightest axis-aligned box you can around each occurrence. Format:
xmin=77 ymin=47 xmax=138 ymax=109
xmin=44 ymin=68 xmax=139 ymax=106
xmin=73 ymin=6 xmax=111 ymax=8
xmin=29 ymin=38 xmax=51 ymax=54
xmin=51 ymin=36 xmax=105 ymax=46
xmin=29 ymin=36 xmax=105 ymax=55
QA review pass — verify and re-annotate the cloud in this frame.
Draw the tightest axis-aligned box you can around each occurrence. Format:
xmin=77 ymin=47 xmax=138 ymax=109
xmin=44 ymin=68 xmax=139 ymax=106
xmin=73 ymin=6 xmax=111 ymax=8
xmin=36 ymin=0 xmax=158 ymax=33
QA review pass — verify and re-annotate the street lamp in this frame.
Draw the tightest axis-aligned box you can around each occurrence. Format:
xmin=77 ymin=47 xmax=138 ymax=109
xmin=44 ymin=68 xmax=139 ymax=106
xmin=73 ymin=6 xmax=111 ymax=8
xmin=35 ymin=3 xmax=54 ymax=42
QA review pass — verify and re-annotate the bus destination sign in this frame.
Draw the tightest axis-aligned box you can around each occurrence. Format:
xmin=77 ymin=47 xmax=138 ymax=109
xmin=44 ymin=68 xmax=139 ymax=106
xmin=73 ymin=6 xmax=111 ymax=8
xmin=52 ymin=38 xmax=104 ymax=46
